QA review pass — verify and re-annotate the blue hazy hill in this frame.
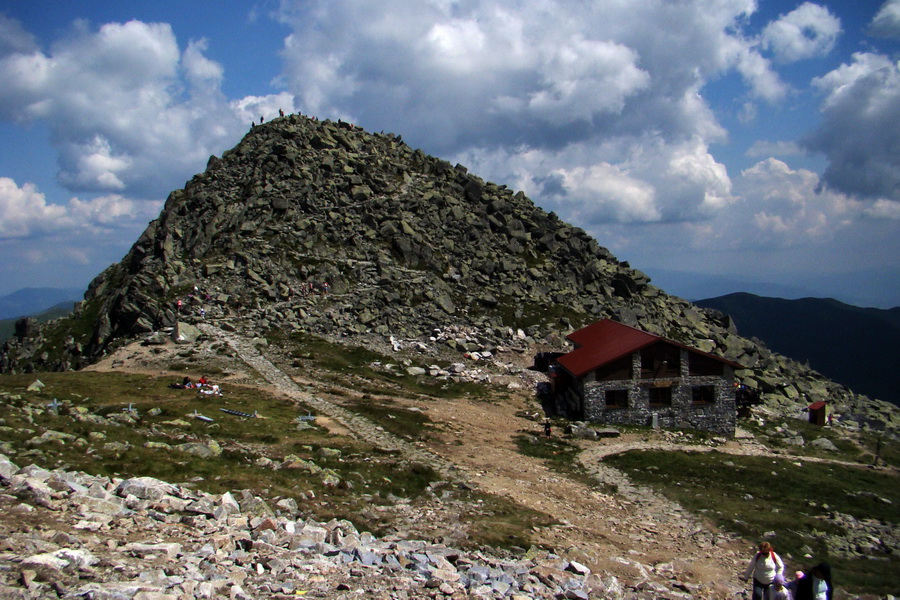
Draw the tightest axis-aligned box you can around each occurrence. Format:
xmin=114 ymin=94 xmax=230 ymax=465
xmin=695 ymin=292 xmax=900 ymax=407
xmin=0 ymin=287 xmax=84 ymax=320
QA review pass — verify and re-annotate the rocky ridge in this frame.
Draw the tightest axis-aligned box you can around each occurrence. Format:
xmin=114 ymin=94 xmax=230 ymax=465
xmin=1 ymin=113 xmax=897 ymax=432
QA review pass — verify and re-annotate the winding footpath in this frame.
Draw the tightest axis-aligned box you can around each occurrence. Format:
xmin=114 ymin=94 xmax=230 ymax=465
xmin=198 ymin=323 xmax=460 ymax=480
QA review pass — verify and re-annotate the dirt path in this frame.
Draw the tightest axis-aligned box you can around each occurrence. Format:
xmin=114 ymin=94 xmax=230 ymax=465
xmin=414 ymin=392 xmax=750 ymax=597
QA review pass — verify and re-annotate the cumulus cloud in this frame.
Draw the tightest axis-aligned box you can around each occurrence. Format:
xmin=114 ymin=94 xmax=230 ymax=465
xmin=0 ymin=177 xmax=159 ymax=239
xmin=0 ymin=19 xmax=294 ymax=198
xmin=805 ymin=53 xmax=900 ymax=200
xmin=0 ymin=177 xmax=66 ymax=238
xmin=735 ymin=48 xmax=789 ymax=102
xmin=760 ymin=2 xmax=841 ymax=63
xmin=275 ymin=0 xmax=774 ymax=147
xmin=869 ymin=0 xmax=900 ymax=39
xmin=735 ymin=158 xmax=858 ymax=244
xmin=275 ymin=0 xmax=785 ymax=229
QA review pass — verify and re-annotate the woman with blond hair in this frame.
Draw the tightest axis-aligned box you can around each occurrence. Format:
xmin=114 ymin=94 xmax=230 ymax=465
xmin=741 ymin=541 xmax=785 ymax=600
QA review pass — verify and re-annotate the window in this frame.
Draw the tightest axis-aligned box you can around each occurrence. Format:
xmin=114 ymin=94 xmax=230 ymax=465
xmin=605 ymin=389 xmax=628 ymax=409
xmin=692 ymin=385 xmax=716 ymax=405
xmin=648 ymin=386 xmax=672 ymax=406
xmin=688 ymin=353 xmax=724 ymax=376
xmin=640 ymin=344 xmax=680 ymax=378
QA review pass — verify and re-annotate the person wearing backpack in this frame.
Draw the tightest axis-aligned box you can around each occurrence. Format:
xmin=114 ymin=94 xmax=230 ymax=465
xmin=741 ymin=541 xmax=785 ymax=600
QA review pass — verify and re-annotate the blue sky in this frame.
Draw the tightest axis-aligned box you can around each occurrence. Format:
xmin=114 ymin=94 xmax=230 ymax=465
xmin=1 ymin=0 xmax=898 ymax=307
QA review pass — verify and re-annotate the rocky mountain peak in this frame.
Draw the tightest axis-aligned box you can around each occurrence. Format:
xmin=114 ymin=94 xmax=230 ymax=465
xmin=1 ymin=113 xmax=898 ymax=432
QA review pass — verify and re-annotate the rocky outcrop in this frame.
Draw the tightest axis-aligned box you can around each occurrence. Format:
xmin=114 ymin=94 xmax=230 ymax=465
xmin=0 ymin=453 xmax=679 ymax=600
xmin=1 ymin=114 xmax=897 ymax=433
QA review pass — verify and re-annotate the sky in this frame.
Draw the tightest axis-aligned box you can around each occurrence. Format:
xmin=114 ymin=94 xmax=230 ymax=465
xmin=0 ymin=1 xmax=898 ymax=308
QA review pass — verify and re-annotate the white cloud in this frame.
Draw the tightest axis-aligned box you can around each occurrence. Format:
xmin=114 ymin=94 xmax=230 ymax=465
xmin=865 ymin=199 xmax=900 ymax=220
xmin=805 ymin=52 xmax=900 ymax=200
xmin=232 ymin=92 xmax=297 ymax=124
xmin=735 ymin=48 xmax=789 ymax=101
xmin=58 ymin=135 xmax=131 ymax=191
xmin=276 ymin=0 xmax=770 ymax=147
xmin=549 ymin=162 xmax=662 ymax=224
xmin=760 ymin=2 xmax=841 ymax=63
xmin=0 ymin=19 xmax=294 ymax=199
xmin=0 ymin=177 xmax=66 ymax=238
xmin=0 ymin=177 xmax=160 ymax=240
xmin=869 ymin=0 xmax=900 ymax=39
xmin=736 ymin=158 xmax=858 ymax=244
xmin=182 ymin=38 xmax=224 ymax=91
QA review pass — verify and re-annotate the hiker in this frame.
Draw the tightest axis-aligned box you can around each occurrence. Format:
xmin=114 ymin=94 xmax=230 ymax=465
xmin=279 ymin=108 xmax=284 ymax=117
xmin=543 ymin=419 xmax=552 ymax=439
xmin=771 ymin=574 xmax=792 ymax=600
xmin=741 ymin=541 xmax=785 ymax=600
xmin=792 ymin=562 xmax=832 ymax=600
xmin=260 ymin=115 xmax=264 ymax=124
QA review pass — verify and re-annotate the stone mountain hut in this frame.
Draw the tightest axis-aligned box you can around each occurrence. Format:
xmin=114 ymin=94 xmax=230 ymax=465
xmin=542 ymin=319 xmax=742 ymax=436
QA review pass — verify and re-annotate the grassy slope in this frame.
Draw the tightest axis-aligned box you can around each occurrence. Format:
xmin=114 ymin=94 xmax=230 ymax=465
xmin=603 ymin=443 xmax=899 ymax=596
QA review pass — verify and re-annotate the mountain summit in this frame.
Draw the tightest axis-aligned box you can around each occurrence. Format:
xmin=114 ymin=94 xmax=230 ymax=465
xmin=1 ymin=114 xmax=896 ymax=431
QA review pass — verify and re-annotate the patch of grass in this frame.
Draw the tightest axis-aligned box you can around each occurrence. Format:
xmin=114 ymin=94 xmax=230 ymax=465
xmin=513 ymin=432 xmax=595 ymax=487
xmin=345 ymin=397 xmax=432 ymax=440
xmin=0 ymin=369 xmax=554 ymax=553
xmin=603 ymin=449 xmax=899 ymax=596
xmin=460 ymin=491 xmax=558 ymax=549
xmin=743 ymin=418 xmax=886 ymax=466
xmin=858 ymin=431 xmax=900 ymax=469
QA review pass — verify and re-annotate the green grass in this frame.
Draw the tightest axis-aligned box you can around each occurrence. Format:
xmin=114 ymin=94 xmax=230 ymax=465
xmin=603 ymin=449 xmax=899 ymax=596
xmin=0 ymin=369 xmax=552 ymax=552
xmin=345 ymin=396 xmax=433 ymax=440
xmin=513 ymin=431 xmax=598 ymax=488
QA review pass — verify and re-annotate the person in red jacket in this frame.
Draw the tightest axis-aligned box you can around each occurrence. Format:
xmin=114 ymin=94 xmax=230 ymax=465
xmin=741 ymin=541 xmax=785 ymax=600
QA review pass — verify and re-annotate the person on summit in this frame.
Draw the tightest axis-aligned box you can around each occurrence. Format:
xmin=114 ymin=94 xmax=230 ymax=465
xmin=741 ymin=541 xmax=785 ymax=600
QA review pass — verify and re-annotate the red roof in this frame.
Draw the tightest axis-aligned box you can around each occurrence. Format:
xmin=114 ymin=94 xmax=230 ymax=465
xmin=808 ymin=401 xmax=827 ymax=410
xmin=557 ymin=319 xmax=741 ymax=378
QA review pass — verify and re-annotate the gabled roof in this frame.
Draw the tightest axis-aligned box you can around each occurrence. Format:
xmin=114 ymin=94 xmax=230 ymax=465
xmin=557 ymin=319 xmax=742 ymax=378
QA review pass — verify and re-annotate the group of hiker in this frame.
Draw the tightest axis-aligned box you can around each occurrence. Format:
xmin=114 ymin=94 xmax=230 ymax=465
xmin=174 ymin=286 xmax=213 ymax=318
xmin=169 ymin=376 xmax=221 ymax=396
xmin=742 ymin=541 xmax=832 ymax=600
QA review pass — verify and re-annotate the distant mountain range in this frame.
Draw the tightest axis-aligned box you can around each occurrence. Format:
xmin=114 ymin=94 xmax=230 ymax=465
xmin=0 ymin=287 xmax=83 ymax=320
xmin=695 ymin=292 xmax=900 ymax=407
xmin=0 ymin=288 xmax=82 ymax=343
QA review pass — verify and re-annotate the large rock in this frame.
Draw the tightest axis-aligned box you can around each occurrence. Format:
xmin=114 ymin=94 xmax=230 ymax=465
xmin=171 ymin=322 xmax=202 ymax=344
